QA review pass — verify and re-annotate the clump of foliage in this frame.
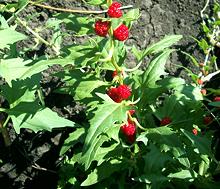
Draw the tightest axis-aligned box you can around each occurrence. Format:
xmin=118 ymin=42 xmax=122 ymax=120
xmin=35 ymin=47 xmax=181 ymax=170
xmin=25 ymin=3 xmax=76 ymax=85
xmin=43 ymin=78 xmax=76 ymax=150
xmin=0 ymin=0 xmax=220 ymax=188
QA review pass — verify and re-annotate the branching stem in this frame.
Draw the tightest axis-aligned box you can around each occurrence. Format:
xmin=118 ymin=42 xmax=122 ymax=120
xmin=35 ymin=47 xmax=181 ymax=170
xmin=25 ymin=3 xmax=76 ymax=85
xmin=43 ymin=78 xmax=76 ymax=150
xmin=29 ymin=1 xmax=133 ymax=14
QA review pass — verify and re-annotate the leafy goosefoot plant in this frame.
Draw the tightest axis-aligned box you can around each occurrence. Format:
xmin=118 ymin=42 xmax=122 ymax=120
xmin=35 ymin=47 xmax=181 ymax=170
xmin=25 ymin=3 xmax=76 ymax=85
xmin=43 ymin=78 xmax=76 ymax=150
xmin=0 ymin=0 xmax=219 ymax=188
xmin=56 ymin=2 xmax=219 ymax=189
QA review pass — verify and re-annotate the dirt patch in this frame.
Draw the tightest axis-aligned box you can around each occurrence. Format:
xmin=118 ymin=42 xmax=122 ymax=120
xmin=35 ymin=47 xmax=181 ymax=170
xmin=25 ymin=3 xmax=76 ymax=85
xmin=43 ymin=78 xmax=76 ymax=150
xmin=0 ymin=0 xmax=211 ymax=188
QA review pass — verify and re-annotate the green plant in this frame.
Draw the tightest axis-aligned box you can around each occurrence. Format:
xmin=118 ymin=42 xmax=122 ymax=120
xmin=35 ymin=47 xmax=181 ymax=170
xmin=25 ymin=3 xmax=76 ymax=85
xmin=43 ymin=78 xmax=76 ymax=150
xmin=0 ymin=0 xmax=219 ymax=188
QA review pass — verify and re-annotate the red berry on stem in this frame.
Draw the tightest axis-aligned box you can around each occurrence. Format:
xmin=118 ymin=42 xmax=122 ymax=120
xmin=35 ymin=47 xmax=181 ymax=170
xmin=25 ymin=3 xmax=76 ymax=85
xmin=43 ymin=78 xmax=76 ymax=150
xmin=200 ymin=89 xmax=206 ymax=96
xmin=121 ymin=121 xmax=136 ymax=143
xmin=107 ymin=87 xmax=123 ymax=103
xmin=113 ymin=24 xmax=129 ymax=41
xmin=94 ymin=20 xmax=110 ymax=37
xmin=214 ymin=96 xmax=220 ymax=102
xmin=192 ymin=128 xmax=198 ymax=135
xmin=107 ymin=84 xmax=131 ymax=103
xmin=117 ymin=84 xmax=131 ymax=100
xmin=129 ymin=109 xmax=135 ymax=115
xmin=197 ymin=79 xmax=203 ymax=85
xmin=203 ymin=116 xmax=213 ymax=125
xmin=107 ymin=2 xmax=123 ymax=18
xmin=112 ymin=70 xmax=118 ymax=78
xmin=160 ymin=117 xmax=172 ymax=126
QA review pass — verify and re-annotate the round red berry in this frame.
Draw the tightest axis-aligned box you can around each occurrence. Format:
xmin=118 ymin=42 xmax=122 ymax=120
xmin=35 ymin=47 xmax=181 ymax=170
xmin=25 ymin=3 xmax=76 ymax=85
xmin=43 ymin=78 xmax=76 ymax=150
xmin=94 ymin=20 xmax=110 ymax=37
xmin=117 ymin=84 xmax=131 ymax=100
xmin=160 ymin=117 xmax=172 ymax=126
xmin=197 ymin=79 xmax=203 ymax=85
xmin=129 ymin=109 xmax=135 ymax=115
xmin=214 ymin=96 xmax=220 ymax=102
xmin=107 ymin=84 xmax=131 ymax=103
xmin=200 ymin=89 xmax=206 ymax=96
xmin=192 ymin=128 xmax=198 ymax=135
xmin=107 ymin=2 xmax=122 ymax=18
xmin=113 ymin=24 xmax=129 ymax=41
xmin=112 ymin=70 xmax=118 ymax=78
xmin=107 ymin=87 xmax=123 ymax=103
xmin=121 ymin=121 xmax=136 ymax=143
xmin=203 ymin=116 xmax=213 ymax=125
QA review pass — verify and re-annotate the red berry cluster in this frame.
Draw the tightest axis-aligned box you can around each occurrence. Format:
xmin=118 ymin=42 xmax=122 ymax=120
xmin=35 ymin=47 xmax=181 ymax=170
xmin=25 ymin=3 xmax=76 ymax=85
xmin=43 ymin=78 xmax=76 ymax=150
xmin=94 ymin=20 xmax=110 ymax=37
xmin=107 ymin=2 xmax=122 ymax=18
xmin=192 ymin=128 xmax=198 ymax=135
xmin=107 ymin=84 xmax=131 ymax=103
xmin=94 ymin=2 xmax=129 ymax=41
xmin=160 ymin=116 xmax=172 ymax=126
xmin=214 ymin=96 xmax=220 ymax=102
xmin=121 ymin=119 xmax=136 ymax=143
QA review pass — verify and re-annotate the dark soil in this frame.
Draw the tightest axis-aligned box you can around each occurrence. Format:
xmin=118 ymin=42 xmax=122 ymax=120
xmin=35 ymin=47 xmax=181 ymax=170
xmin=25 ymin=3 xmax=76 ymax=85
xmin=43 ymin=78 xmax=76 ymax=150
xmin=0 ymin=0 xmax=212 ymax=188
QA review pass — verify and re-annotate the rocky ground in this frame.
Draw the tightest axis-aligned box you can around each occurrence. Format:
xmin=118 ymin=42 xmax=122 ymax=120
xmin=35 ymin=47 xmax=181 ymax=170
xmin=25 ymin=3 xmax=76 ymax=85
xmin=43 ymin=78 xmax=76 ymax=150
xmin=0 ymin=0 xmax=211 ymax=188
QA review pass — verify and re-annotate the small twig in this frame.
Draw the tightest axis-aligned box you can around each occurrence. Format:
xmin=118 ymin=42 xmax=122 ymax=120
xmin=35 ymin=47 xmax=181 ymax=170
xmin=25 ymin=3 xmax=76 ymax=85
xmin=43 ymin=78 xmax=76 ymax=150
xmin=32 ymin=163 xmax=57 ymax=174
xmin=15 ymin=17 xmax=59 ymax=55
xmin=16 ymin=17 xmax=50 ymax=46
xmin=0 ymin=118 xmax=11 ymax=147
xmin=29 ymin=1 xmax=133 ymax=14
xmin=200 ymin=0 xmax=210 ymax=22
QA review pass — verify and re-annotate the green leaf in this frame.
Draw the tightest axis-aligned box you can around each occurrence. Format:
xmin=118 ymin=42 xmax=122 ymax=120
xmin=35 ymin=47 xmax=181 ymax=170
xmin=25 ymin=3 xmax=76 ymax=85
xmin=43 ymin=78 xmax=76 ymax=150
xmin=143 ymin=144 xmax=172 ymax=173
xmin=60 ymin=127 xmax=85 ymax=155
xmin=138 ymin=49 xmax=174 ymax=103
xmin=81 ymin=159 xmax=126 ymax=186
xmin=82 ymin=101 xmax=128 ymax=170
xmin=55 ymin=70 xmax=107 ymax=100
xmin=175 ymin=84 xmax=203 ymax=101
xmin=141 ymin=35 xmax=182 ymax=59
xmin=172 ymin=147 xmax=190 ymax=168
xmin=139 ymin=127 xmax=182 ymax=149
xmin=168 ymin=170 xmax=197 ymax=180
xmin=180 ymin=129 xmax=212 ymax=156
xmin=5 ymin=101 xmax=76 ymax=133
xmin=85 ymin=0 xmax=105 ymax=5
xmin=198 ymin=39 xmax=209 ymax=52
xmin=157 ymin=77 xmax=186 ymax=89
xmin=0 ymin=58 xmax=31 ymax=86
xmin=1 ymin=75 xmax=40 ymax=107
xmin=0 ymin=28 xmax=26 ymax=49
xmin=208 ymin=101 xmax=220 ymax=107
xmin=123 ymin=9 xmax=140 ymax=21
xmin=141 ymin=49 xmax=173 ymax=88
xmin=181 ymin=51 xmax=199 ymax=67
xmin=55 ymin=13 xmax=95 ymax=35
xmin=132 ymin=174 xmax=169 ymax=184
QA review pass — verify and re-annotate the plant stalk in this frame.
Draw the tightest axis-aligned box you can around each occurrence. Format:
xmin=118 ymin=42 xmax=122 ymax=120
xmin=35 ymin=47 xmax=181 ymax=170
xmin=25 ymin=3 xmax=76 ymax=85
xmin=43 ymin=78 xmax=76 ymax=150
xmin=0 ymin=118 xmax=11 ymax=147
xmin=29 ymin=1 xmax=132 ymax=14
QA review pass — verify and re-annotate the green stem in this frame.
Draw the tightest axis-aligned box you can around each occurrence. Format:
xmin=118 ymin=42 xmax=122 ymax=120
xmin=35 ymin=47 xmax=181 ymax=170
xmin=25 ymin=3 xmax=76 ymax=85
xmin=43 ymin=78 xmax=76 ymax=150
xmin=0 ymin=108 xmax=6 ymax=112
xmin=7 ymin=1 xmax=29 ymax=23
xmin=16 ymin=17 xmax=51 ymax=47
xmin=0 ymin=119 xmax=11 ymax=147
xmin=110 ymin=40 xmax=124 ymax=84
xmin=15 ymin=16 xmax=60 ymax=55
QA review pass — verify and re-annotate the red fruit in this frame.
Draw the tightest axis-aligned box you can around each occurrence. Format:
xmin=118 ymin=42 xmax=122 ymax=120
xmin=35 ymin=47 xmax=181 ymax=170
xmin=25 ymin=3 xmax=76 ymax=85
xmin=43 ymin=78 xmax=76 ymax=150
xmin=160 ymin=117 xmax=172 ymax=126
xmin=203 ymin=116 xmax=213 ymax=125
xmin=107 ymin=87 xmax=122 ymax=103
xmin=94 ymin=20 xmax=110 ymax=37
xmin=200 ymin=89 xmax=207 ymax=96
xmin=107 ymin=2 xmax=122 ymax=18
xmin=121 ymin=121 xmax=136 ymax=143
xmin=107 ymin=84 xmax=131 ymax=103
xmin=117 ymin=84 xmax=131 ymax=99
xmin=112 ymin=70 xmax=118 ymax=78
xmin=192 ymin=128 xmax=198 ymax=135
xmin=197 ymin=79 xmax=203 ymax=85
xmin=113 ymin=24 xmax=129 ymax=41
xmin=214 ymin=96 xmax=220 ymax=102
xmin=129 ymin=109 xmax=135 ymax=115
